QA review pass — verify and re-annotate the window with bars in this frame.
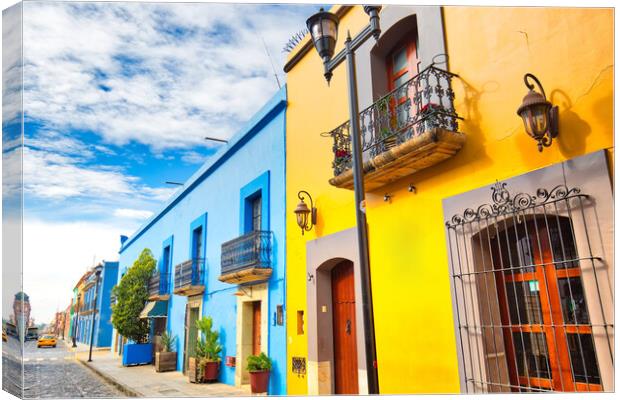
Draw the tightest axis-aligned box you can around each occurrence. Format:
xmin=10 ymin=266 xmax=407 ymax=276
xmin=444 ymin=181 xmax=613 ymax=393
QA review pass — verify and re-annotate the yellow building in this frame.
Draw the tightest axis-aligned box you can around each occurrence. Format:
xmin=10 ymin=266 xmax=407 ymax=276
xmin=284 ymin=5 xmax=613 ymax=395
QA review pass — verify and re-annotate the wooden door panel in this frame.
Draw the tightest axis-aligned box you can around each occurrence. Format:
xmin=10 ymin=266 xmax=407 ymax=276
xmin=332 ymin=261 xmax=358 ymax=394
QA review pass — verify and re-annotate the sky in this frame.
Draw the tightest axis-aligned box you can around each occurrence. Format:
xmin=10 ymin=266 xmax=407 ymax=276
xmin=2 ymin=1 xmax=322 ymax=325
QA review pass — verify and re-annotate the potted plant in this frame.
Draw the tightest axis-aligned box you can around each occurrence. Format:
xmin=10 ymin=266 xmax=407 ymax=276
xmin=155 ymin=331 xmax=177 ymax=372
xmin=195 ymin=316 xmax=222 ymax=382
xmin=247 ymin=352 xmax=272 ymax=394
xmin=111 ymin=249 xmax=156 ymax=366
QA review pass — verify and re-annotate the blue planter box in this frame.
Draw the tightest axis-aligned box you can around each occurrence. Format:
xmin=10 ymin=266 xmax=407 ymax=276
xmin=122 ymin=343 xmax=153 ymax=366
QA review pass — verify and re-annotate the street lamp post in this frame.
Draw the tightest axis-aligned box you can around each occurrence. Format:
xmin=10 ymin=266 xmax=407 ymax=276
xmin=88 ymin=265 xmax=103 ymax=362
xmin=306 ymin=6 xmax=381 ymax=394
xmin=72 ymin=293 xmax=81 ymax=348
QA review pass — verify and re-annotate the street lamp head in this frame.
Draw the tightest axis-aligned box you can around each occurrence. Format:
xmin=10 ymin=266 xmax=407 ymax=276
xmin=94 ymin=263 xmax=103 ymax=277
xmin=306 ymin=8 xmax=339 ymax=65
xmin=363 ymin=5 xmax=382 ymax=41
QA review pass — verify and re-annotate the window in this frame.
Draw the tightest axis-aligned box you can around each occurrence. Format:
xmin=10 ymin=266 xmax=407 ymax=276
xmin=162 ymin=245 xmax=171 ymax=274
xmin=384 ymin=36 xmax=419 ymax=134
xmin=386 ymin=37 xmax=418 ymax=92
xmin=444 ymin=180 xmax=613 ymax=393
xmin=193 ymin=227 xmax=203 ymax=260
xmin=251 ymin=195 xmax=262 ymax=232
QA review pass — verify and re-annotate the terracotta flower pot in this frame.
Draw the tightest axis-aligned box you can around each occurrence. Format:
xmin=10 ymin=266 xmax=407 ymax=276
xmin=203 ymin=360 xmax=220 ymax=382
xmin=249 ymin=370 xmax=270 ymax=393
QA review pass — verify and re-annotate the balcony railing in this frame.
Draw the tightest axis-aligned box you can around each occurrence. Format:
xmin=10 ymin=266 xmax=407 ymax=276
xmin=219 ymin=230 xmax=273 ymax=284
xmin=173 ymin=259 xmax=205 ymax=296
xmin=325 ymin=65 xmax=465 ymax=190
xmin=148 ymin=272 xmax=170 ymax=299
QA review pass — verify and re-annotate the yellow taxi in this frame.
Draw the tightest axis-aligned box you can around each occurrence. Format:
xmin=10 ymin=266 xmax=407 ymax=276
xmin=37 ymin=334 xmax=57 ymax=348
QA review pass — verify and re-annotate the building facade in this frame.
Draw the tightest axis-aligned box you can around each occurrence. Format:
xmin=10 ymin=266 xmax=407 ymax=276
xmin=117 ymin=87 xmax=287 ymax=394
xmin=284 ymin=5 xmax=613 ymax=395
xmin=73 ymin=261 xmax=118 ymax=347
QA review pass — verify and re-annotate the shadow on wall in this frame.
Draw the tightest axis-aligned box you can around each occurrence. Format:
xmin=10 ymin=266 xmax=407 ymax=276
xmin=456 ymin=77 xmax=498 ymax=157
xmin=550 ymin=89 xmax=591 ymax=158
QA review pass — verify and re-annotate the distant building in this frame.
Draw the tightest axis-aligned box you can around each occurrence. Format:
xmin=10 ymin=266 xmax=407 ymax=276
xmin=13 ymin=291 xmax=31 ymax=341
xmin=73 ymin=262 xmax=118 ymax=347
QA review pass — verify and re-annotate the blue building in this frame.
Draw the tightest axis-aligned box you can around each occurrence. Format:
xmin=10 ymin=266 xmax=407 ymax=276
xmin=117 ymin=87 xmax=287 ymax=394
xmin=74 ymin=261 xmax=118 ymax=348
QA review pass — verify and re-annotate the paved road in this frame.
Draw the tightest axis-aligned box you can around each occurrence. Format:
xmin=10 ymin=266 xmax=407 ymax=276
xmin=3 ymin=336 xmax=125 ymax=398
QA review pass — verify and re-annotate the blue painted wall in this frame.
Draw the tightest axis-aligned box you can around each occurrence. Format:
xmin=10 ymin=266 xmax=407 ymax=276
xmin=117 ymin=87 xmax=287 ymax=394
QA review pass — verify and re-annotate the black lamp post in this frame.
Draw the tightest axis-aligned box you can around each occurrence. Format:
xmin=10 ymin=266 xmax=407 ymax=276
xmin=72 ymin=293 xmax=81 ymax=348
xmin=306 ymin=6 xmax=381 ymax=394
xmin=88 ymin=265 xmax=103 ymax=362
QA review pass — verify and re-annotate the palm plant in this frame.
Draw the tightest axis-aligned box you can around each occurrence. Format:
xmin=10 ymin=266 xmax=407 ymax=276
xmin=160 ymin=331 xmax=176 ymax=353
xmin=195 ymin=316 xmax=222 ymax=362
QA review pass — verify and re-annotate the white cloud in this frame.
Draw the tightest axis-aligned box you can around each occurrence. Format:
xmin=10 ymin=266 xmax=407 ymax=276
xmin=22 ymin=218 xmax=137 ymax=325
xmin=22 ymin=2 xmax=315 ymax=151
xmin=180 ymin=150 xmax=206 ymax=164
xmin=22 ymin=146 xmax=176 ymax=201
xmin=113 ymin=208 xmax=154 ymax=219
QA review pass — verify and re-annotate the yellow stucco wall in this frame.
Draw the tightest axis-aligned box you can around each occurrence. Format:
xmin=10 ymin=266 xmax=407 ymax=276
xmin=285 ymin=6 xmax=613 ymax=394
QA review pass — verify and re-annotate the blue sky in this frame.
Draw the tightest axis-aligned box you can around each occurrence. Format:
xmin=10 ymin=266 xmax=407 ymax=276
xmin=4 ymin=1 xmax=322 ymax=323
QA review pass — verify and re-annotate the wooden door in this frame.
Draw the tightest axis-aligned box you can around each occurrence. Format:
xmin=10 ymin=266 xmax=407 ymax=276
xmin=252 ymin=301 xmax=261 ymax=355
xmin=331 ymin=261 xmax=359 ymax=394
xmin=492 ymin=216 xmax=602 ymax=392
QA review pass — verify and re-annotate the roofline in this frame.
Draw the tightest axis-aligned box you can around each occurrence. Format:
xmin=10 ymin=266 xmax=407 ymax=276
xmin=283 ymin=5 xmax=352 ymax=73
xmin=119 ymin=86 xmax=287 ymax=254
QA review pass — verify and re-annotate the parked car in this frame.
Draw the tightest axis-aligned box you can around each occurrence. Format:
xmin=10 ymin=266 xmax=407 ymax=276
xmin=37 ymin=334 xmax=57 ymax=348
xmin=2 ymin=329 xmax=7 ymax=342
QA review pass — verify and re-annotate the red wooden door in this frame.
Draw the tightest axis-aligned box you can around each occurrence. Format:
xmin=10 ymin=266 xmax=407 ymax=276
xmin=252 ymin=301 xmax=261 ymax=355
xmin=332 ymin=261 xmax=359 ymax=394
xmin=492 ymin=216 xmax=602 ymax=392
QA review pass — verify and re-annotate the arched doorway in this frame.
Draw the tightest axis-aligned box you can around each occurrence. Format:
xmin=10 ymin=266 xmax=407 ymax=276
xmin=331 ymin=260 xmax=359 ymax=394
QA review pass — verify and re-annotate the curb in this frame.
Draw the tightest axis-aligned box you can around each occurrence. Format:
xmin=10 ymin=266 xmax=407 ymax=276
xmin=77 ymin=358 xmax=142 ymax=398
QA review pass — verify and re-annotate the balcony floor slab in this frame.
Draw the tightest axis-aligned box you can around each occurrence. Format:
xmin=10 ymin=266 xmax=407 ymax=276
xmin=329 ymin=127 xmax=466 ymax=191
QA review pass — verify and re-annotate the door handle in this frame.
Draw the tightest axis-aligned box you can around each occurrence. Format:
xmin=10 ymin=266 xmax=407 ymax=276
xmin=346 ymin=319 xmax=351 ymax=335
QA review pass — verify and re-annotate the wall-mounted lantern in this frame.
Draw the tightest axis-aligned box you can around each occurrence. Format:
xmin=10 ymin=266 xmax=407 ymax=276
xmin=516 ymin=73 xmax=559 ymax=152
xmin=294 ymin=191 xmax=317 ymax=235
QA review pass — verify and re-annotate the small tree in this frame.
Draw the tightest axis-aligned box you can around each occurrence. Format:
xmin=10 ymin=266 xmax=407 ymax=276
xmin=111 ymin=248 xmax=156 ymax=343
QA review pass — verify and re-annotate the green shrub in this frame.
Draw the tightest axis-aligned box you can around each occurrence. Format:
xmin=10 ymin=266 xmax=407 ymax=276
xmin=110 ymin=249 xmax=156 ymax=343
xmin=247 ymin=352 xmax=272 ymax=372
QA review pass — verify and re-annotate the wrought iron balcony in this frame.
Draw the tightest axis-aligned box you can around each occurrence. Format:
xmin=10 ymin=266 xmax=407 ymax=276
xmin=219 ymin=230 xmax=273 ymax=284
xmin=173 ymin=258 xmax=205 ymax=296
xmin=80 ymin=299 xmax=97 ymax=314
xmin=325 ymin=65 xmax=466 ymax=190
xmin=148 ymin=272 xmax=171 ymax=300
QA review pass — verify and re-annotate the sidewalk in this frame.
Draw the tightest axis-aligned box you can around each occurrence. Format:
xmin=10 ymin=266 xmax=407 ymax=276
xmin=67 ymin=342 xmax=251 ymax=398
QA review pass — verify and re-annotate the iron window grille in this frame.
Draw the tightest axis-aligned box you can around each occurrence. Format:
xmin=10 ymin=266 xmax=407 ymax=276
xmin=220 ymin=230 xmax=272 ymax=275
xmin=445 ymin=182 xmax=613 ymax=393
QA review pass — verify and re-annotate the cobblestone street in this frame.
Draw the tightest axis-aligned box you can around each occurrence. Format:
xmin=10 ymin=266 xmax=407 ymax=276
xmin=3 ymin=337 xmax=125 ymax=398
